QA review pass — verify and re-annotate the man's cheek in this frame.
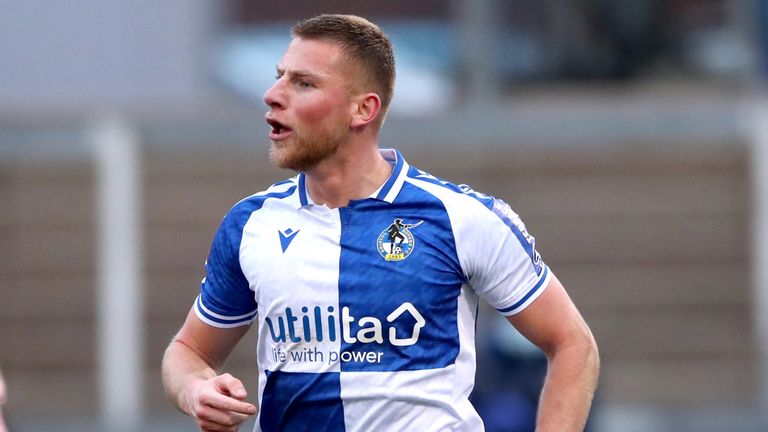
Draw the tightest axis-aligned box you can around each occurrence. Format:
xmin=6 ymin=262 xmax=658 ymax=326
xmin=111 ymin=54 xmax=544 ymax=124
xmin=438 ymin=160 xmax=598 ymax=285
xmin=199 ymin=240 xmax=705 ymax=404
xmin=297 ymin=104 xmax=334 ymax=123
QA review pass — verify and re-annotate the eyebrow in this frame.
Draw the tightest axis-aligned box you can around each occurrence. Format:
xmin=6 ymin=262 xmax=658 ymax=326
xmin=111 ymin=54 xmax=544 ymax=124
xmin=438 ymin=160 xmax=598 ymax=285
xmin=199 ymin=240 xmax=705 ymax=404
xmin=275 ymin=67 xmax=322 ymax=81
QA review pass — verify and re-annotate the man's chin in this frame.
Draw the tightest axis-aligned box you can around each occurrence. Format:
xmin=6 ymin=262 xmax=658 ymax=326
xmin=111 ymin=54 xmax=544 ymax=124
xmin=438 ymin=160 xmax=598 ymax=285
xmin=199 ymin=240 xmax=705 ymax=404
xmin=268 ymin=137 xmax=341 ymax=172
xmin=268 ymin=144 xmax=295 ymax=170
xmin=269 ymin=144 xmax=315 ymax=172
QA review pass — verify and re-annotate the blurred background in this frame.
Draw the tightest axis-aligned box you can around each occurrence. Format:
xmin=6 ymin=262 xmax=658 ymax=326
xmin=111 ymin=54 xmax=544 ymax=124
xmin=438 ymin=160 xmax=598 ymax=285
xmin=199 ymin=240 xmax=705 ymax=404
xmin=0 ymin=0 xmax=766 ymax=431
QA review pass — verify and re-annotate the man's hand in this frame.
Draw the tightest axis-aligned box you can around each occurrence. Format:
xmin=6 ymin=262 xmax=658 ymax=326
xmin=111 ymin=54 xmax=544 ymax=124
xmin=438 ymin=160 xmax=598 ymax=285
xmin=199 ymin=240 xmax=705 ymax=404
xmin=185 ymin=373 xmax=257 ymax=432
xmin=162 ymin=308 xmax=255 ymax=431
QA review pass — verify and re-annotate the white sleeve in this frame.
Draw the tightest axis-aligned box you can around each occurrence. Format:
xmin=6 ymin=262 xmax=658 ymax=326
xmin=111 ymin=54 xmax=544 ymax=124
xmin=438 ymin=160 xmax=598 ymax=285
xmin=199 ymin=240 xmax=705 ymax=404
xmin=454 ymin=197 xmax=551 ymax=316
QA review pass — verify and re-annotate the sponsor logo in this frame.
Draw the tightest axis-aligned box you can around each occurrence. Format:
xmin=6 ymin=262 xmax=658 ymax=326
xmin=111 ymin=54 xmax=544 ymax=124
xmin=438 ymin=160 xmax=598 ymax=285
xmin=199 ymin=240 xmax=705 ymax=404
xmin=264 ymin=302 xmax=426 ymax=347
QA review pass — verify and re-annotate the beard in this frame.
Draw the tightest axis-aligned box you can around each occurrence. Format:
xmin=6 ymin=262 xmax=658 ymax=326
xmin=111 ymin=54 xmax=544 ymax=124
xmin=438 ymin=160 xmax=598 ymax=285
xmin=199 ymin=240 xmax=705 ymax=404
xmin=269 ymin=125 xmax=345 ymax=172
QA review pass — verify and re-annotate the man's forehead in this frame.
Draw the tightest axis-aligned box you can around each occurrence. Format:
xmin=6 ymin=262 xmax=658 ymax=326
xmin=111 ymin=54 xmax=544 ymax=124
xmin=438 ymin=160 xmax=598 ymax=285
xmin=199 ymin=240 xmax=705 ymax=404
xmin=280 ymin=37 xmax=345 ymax=66
xmin=276 ymin=38 xmax=359 ymax=84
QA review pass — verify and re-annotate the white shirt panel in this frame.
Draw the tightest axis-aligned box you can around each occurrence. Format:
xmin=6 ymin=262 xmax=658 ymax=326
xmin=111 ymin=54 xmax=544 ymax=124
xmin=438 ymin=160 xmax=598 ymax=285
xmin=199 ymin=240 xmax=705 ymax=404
xmin=240 ymin=197 xmax=344 ymax=375
xmin=339 ymin=366 xmax=483 ymax=432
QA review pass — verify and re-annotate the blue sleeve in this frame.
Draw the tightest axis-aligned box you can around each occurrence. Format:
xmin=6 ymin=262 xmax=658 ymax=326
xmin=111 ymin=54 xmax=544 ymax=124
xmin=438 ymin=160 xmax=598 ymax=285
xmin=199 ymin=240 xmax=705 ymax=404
xmin=194 ymin=204 xmax=257 ymax=327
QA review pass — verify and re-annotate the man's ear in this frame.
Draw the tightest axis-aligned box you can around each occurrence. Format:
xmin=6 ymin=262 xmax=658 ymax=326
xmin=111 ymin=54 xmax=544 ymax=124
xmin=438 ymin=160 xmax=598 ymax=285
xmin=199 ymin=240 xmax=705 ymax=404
xmin=350 ymin=93 xmax=382 ymax=128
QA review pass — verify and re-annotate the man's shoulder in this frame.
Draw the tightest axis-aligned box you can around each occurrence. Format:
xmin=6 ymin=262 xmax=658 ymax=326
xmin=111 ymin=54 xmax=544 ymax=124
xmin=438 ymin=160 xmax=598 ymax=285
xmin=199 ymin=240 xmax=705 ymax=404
xmin=403 ymin=165 xmax=495 ymax=210
xmin=223 ymin=176 xmax=299 ymax=222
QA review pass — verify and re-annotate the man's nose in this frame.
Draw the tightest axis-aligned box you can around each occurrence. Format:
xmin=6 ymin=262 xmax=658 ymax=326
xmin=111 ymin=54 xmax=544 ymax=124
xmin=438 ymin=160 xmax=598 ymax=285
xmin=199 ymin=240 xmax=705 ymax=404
xmin=263 ymin=79 xmax=285 ymax=109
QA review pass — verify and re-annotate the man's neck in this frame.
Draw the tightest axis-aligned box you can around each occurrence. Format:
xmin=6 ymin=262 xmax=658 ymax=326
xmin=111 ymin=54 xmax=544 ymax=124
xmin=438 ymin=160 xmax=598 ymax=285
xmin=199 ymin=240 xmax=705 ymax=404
xmin=304 ymin=144 xmax=392 ymax=208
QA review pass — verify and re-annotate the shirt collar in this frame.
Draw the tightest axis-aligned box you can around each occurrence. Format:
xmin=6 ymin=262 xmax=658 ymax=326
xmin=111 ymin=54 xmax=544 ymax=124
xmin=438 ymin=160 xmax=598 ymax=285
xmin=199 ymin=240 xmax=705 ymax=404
xmin=296 ymin=148 xmax=409 ymax=208
xmin=373 ymin=148 xmax=409 ymax=203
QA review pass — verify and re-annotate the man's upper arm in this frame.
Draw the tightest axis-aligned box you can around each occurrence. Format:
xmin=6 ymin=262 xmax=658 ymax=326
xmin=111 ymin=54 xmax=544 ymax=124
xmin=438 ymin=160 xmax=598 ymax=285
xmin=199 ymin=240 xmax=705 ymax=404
xmin=505 ymin=275 xmax=593 ymax=356
xmin=174 ymin=307 xmax=252 ymax=371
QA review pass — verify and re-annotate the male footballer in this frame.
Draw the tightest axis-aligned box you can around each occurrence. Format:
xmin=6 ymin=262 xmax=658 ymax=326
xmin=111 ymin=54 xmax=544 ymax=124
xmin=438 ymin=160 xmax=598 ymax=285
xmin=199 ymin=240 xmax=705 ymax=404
xmin=162 ymin=14 xmax=599 ymax=432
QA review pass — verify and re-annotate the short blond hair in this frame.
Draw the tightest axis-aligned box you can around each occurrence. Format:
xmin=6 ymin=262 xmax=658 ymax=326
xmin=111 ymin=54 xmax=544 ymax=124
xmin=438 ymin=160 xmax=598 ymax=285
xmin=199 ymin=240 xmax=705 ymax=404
xmin=292 ymin=14 xmax=396 ymax=117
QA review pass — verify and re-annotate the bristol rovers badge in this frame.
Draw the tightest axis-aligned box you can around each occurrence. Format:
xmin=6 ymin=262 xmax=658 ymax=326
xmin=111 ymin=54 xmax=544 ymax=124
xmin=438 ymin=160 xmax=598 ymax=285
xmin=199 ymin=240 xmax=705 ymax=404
xmin=377 ymin=218 xmax=423 ymax=261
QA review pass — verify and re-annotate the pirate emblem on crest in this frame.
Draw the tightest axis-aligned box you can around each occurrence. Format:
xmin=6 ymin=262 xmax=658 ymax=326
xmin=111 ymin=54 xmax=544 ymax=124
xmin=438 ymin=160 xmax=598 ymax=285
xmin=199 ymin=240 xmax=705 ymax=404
xmin=377 ymin=218 xmax=423 ymax=261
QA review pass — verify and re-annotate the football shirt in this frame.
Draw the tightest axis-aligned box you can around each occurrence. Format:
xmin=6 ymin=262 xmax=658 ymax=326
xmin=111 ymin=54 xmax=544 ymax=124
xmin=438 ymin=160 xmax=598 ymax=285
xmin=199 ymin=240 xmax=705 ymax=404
xmin=195 ymin=148 xmax=551 ymax=431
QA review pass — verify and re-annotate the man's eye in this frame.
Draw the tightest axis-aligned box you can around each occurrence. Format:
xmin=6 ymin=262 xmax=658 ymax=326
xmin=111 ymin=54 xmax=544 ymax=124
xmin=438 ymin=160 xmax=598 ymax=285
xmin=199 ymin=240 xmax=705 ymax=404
xmin=298 ymin=81 xmax=313 ymax=88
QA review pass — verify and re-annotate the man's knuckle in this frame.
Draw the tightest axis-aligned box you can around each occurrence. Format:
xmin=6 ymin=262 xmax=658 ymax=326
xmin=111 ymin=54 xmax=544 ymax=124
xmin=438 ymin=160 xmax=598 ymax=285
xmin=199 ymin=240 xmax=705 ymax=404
xmin=197 ymin=392 xmax=211 ymax=405
xmin=193 ymin=405 xmax=210 ymax=419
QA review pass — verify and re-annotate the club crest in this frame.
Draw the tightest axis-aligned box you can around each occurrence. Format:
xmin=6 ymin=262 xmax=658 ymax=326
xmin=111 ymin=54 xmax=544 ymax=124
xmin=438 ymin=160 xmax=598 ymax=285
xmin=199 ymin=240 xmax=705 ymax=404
xmin=377 ymin=218 xmax=423 ymax=262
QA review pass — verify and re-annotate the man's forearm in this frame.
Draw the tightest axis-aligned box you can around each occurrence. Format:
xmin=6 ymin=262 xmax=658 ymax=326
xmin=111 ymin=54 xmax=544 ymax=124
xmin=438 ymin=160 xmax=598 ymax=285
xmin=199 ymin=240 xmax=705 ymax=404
xmin=536 ymin=334 xmax=600 ymax=432
xmin=161 ymin=339 xmax=218 ymax=415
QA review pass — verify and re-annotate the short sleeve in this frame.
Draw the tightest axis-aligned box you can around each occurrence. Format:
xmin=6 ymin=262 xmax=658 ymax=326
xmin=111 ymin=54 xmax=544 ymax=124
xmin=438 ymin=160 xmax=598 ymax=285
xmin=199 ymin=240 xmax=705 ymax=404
xmin=194 ymin=205 xmax=258 ymax=328
xmin=461 ymin=198 xmax=551 ymax=316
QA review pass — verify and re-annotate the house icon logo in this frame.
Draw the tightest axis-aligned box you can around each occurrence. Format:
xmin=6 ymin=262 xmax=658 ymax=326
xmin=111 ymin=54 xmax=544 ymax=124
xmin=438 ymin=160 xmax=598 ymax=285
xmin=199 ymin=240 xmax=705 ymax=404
xmin=386 ymin=302 xmax=426 ymax=346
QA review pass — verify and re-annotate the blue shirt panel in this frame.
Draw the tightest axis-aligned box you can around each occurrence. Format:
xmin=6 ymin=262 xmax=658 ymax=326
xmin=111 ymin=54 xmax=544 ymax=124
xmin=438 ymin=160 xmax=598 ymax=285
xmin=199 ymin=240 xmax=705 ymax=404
xmin=337 ymin=181 xmax=465 ymax=372
xmin=260 ymin=371 xmax=345 ymax=432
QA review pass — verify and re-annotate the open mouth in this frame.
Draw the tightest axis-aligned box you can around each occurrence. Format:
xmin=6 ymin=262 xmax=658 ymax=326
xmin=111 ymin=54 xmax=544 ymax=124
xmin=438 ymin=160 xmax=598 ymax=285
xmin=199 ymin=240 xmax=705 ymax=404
xmin=266 ymin=118 xmax=292 ymax=140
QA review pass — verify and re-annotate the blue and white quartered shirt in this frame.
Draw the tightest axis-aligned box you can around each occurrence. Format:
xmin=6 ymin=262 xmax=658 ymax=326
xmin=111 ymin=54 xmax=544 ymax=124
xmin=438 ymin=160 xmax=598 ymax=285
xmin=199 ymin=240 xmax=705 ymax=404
xmin=194 ymin=148 xmax=551 ymax=432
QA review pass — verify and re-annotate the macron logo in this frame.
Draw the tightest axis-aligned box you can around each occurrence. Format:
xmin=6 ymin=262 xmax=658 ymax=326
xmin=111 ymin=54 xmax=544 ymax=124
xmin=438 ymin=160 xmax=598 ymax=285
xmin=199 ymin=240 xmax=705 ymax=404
xmin=278 ymin=228 xmax=300 ymax=253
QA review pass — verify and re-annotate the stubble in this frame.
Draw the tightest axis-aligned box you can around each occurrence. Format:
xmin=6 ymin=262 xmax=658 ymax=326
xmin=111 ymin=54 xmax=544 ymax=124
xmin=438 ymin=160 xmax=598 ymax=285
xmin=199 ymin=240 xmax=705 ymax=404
xmin=269 ymin=127 xmax=345 ymax=172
